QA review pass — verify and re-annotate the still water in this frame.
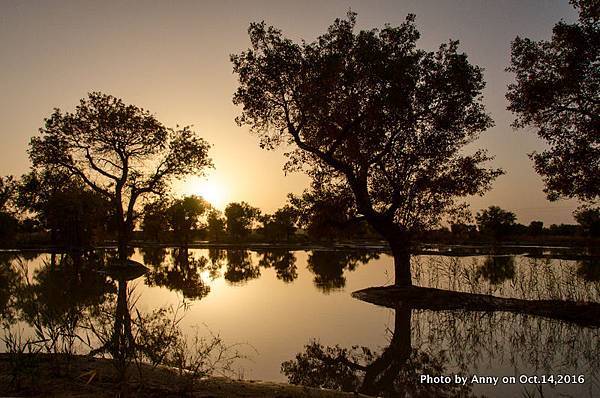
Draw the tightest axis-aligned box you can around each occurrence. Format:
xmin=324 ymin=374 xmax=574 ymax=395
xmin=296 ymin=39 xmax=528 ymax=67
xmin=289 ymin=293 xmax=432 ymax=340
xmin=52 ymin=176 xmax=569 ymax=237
xmin=1 ymin=247 xmax=599 ymax=397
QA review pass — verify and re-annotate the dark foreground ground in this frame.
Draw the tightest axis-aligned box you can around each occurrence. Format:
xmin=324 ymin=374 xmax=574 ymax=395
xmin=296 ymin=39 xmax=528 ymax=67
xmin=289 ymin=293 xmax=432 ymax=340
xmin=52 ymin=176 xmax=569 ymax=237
xmin=0 ymin=354 xmax=366 ymax=398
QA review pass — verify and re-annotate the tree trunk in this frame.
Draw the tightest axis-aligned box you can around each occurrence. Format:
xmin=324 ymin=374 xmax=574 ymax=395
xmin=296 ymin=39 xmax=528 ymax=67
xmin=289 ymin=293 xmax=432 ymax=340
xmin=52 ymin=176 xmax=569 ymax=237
xmin=362 ymin=213 xmax=412 ymax=286
xmin=117 ymin=222 xmax=129 ymax=261
xmin=390 ymin=240 xmax=412 ymax=286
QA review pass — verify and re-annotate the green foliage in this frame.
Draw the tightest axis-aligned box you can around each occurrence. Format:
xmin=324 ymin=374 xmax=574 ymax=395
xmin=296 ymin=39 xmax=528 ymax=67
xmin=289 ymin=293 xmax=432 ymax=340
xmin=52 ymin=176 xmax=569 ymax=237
xmin=506 ymin=1 xmax=599 ymax=202
xmin=224 ymin=201 xmax=261 ymax=240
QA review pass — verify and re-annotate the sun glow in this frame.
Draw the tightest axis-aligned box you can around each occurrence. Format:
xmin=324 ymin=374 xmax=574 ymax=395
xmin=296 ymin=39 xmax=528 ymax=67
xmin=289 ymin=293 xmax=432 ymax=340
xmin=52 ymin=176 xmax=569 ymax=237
xmin=179 ymin=176 xmax=228 ymax=210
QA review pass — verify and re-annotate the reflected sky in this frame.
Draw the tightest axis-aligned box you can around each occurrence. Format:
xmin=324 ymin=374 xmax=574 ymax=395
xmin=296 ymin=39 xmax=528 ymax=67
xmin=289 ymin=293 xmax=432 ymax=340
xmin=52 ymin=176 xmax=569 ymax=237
xmin=1 ymin=248 xmax=599 ymax=397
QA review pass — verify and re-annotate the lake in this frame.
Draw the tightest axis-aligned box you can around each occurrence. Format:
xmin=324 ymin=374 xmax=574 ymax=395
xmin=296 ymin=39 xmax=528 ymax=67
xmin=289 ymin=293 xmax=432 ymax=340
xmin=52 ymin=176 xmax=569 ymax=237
xmin=1 ymin=247 xmax=598 ymax=397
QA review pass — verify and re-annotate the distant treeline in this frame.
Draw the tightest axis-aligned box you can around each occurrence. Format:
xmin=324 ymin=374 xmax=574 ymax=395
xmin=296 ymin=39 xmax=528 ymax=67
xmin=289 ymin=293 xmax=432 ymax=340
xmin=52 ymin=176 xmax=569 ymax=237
xmin=1 ymin=174 xmax=598 ymax=248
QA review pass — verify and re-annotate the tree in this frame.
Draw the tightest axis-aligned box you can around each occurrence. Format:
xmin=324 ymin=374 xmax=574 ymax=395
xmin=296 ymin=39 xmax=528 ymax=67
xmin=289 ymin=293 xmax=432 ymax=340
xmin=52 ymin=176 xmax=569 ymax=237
xmin=475 ymin=206 xmax=517 ymax=239
xmin=288 ymin=179 xmax=368 ymax=241
xmin=141 ymin=200 xmax=170 ymax=242
xmin=224 ymin=201 xmax=261 ymax=240
xmin=260 ymin=204 xmax=298 ymax=241
xmin=206 ymin=209 xmax=226 ymax=241
xmin=29 ymin=92 xmax=212 ymax=258
xmin=0 ymin=176 xmax=16 ymax=212
xmin=0 ymin=176 xmax=18 ymax=243
xmin=17 ymin=169 xmax=113 ymax=247
xmin=232 ymin=13 xmax=501 ymax=285
xmin=166 ymin=195 xmax=210 ymax=245
xmin=506 ymin=0 xmax=599 ymax=202
xmin=574 ymin=206 xmax=600 ymax=237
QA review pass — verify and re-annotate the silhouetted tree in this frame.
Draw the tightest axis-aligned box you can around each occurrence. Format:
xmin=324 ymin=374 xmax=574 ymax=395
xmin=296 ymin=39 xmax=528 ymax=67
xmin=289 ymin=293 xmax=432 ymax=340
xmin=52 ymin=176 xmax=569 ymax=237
xmin=260 ymin=205 xmax=298 ymax=241
xmin=232 ymin=13 xmax=501 ymax=285
xmin=0 ymin=176 xmax=18 ymax=243
xmin=0 ymin=176 xmax=16 ymax=212
xmin=506 ymin=0 xmax=599 ymax=203
xmin=282 ymin=307 xmax=476 ymax=397
xmin=141 ymin=200 xmax=170 ymax=242
xmin=29 ymin=92 xmax=212 ymax=258
xmin=528 ymin=221 xmax=544 ymax=236
xmin=475 ymin=206 xmax=517 ymax=239
xmin=224 ymin=202 xmax=261 ymax=240
xmin=288 ymin=179 xmax=367 ymax=241
xmin=206 ymin=209 xmax=226 ymax=242
xmin=574 ymin=206 xmax=600 ymax=237
xmin=0 ymin=253 xmax=22 ymax=324
xmin=17 ymin=169 xmax=113 ymax=247
xmin=166 ymin=195 xmax=210 ymax=245
xmin=140 ymin=246 xmax=168 ymax=267
xmin=145 ymin=248 xmax=211 ymax=300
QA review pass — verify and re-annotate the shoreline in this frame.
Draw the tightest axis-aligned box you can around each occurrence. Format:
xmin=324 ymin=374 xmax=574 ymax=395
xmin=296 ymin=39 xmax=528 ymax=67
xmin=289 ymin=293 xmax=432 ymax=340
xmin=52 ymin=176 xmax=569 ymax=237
xmin=0 ymin=353 xmax=368 ymax=398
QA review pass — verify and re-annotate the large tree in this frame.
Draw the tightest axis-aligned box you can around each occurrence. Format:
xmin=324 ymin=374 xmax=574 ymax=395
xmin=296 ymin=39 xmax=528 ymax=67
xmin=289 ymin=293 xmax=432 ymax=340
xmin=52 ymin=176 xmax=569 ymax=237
xmin=232 ymin=13 xmax=501 ymax=285
xmin=29 ymin=92 xmax=212 ymax=258
xmin=506 ymin=0 xmax=599 ymax=203
xmin=17 ymin=169 xmax=113 ymax=247
xmin=0 ymin=176 xmax=19 ymax=243
xmin=224 ymin=201 xmax=261 ymax=240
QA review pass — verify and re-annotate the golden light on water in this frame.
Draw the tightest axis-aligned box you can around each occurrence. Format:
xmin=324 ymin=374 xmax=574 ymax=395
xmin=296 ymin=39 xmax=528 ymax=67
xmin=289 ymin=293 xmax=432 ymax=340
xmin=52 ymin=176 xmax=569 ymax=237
xmin=176 ymin=175 xmax=228 ymax=210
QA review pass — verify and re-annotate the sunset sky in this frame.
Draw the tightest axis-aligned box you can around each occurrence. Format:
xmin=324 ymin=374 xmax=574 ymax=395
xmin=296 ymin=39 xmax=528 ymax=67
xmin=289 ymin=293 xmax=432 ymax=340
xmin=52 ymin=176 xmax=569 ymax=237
xmin=0 ymin=0 xmax=580 ymax=224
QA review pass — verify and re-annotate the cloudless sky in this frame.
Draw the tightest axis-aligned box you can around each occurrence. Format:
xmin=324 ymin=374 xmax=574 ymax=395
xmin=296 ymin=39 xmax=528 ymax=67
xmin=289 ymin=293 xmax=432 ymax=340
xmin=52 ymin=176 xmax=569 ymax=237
xmin=0 ymin=0 xmax=580 ymax=224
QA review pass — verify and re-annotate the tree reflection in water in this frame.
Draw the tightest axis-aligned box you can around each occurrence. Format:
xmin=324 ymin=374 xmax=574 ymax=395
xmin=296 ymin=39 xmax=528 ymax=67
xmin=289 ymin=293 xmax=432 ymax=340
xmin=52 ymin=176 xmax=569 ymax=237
xmin=282 ymin=305 xmax=477 ymax=397
xmin=224 ymin=250 xmax=261 ymax=285
xmin=307 ymin=250 xmax=379 ymax=293
xmin=257 ymin=249 xmax=297 ymax=283
xmin=4 ymin=252 xmax=113 ymax=354
xmin=577 ymin=258 xmax=600 ymax=282
xmin=144 ymin=247 xmax=211 ymax=300
xmin=476 ymin=255 xmax=516 ymax=285
xmin=284 ymin=304 xmax=600 ymax=397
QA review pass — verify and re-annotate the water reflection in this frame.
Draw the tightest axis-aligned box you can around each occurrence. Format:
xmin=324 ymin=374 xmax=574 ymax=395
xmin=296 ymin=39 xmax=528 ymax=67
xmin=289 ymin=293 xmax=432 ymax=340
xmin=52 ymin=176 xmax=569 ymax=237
xmin=282 ymin=305 xmax=477 ymax=397
xmin=476 ymin=255 xmax=516 ymax=285
xmin=257 ymin=249 xmax=297 ymax=283
xmin=225 ymin=250 xmax=261 ymax=285
xmin=144 ymin=247 xmax=211 ymax=300
xmin=307 ymin=250 xmax=379 ymax=293
xmin=283 ymin=305 xmax=600 ymax=397
xmin=577 ymin=258 xmax=600 ymax=282
xmin=2 ymin=247 xmax=599 ymax=397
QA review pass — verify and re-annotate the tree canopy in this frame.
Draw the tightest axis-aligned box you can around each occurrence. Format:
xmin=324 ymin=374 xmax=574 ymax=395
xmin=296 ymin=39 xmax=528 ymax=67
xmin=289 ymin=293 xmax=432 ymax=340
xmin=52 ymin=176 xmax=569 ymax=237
xmin=506 ymin=0 xmax=599 ymax=203
xmin=232 ymin=12 xmax=501 ymax=284
xmin=224 ymin=201 xmax=261 ymax=240
xmin=475 ymin=206 xmax=517 ymax=239
xmin=29 ymin=92 xmax=212 ymax=257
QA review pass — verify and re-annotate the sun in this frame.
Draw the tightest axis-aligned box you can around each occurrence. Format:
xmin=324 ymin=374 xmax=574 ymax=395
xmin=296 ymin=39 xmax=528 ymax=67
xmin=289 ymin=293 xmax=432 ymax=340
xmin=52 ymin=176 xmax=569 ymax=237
xmin=179 ymin=176 xmax=228 ymax=210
